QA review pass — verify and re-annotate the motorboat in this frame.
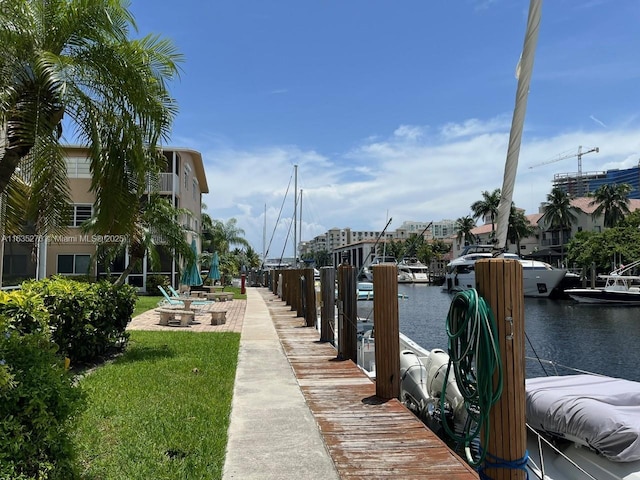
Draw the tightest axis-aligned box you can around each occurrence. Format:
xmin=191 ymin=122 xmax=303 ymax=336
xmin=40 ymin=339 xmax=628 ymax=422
xmin=356 ymin=321 xmax=640 ymax=480
xmin=397 ymin=258 xmax=430 ymax=284
xmin=355 ymin=281 xmax=408 ymax=301
xmin=525 ymin=372 xmax=640 ymax=479
xmin=565 ymin=260 xmax=640 ymax=304
xmin=357 ymin=329 xmax=466 ymax=433
xmin=357 ymin=281 xmax=374 ymax=301
xmin=361 ymin=255 xmax=397 ymax=282
xmin=443 ymin=245 xmax=567 ymax=298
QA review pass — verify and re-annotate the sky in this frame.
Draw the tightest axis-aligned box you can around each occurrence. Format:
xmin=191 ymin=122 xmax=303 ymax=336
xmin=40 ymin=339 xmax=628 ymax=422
xmin=127 ymin=0 xmax=640 ymax=260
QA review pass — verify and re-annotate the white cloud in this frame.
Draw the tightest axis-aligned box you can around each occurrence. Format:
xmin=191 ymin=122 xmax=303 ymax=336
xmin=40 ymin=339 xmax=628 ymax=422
xmin=200 ymin=119 xmax=640 ymax=258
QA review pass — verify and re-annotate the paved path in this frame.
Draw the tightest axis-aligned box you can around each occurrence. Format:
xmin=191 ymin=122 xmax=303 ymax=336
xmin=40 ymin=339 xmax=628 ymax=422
xmin=127 ymin=289 xmax=338 ymax=480
xmin=128 ymin=295 xmax=245 ymax=333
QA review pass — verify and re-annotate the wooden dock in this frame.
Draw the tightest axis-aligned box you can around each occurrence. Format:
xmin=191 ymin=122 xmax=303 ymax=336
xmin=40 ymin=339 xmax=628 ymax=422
xmin=260 ymin=289 xmax=478 ymax=480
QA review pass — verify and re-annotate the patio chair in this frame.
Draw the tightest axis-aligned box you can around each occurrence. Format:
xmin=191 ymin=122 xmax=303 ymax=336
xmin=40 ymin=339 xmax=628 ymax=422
xmin=168 ymin=285 xmax=184 ymax=298
xmin=157 ymin=286 xmax=214 ymax=306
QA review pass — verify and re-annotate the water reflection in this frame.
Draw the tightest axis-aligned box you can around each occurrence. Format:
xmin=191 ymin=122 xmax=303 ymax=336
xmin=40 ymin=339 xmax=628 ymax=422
xmin=356 ymin=284 xmax=640 ymax=382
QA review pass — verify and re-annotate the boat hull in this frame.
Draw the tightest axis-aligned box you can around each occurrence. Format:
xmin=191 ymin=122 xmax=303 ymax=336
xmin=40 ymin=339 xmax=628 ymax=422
xmin=444 ymin=268 xmax=567 ymax=298
xmin=566 ymin=288 xmax=640 ymax=305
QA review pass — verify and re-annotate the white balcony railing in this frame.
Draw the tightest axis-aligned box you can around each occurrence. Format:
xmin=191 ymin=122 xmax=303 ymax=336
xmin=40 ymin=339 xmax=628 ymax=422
xmin=146 ymin=173 xmax=180 ymax=196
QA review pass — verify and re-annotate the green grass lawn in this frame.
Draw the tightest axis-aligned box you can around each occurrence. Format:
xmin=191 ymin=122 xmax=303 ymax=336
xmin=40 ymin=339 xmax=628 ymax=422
xmin=133 ymin=296 xmax=163 ymax=317
xmin=73 ymin=330 xmax=240 ymax=479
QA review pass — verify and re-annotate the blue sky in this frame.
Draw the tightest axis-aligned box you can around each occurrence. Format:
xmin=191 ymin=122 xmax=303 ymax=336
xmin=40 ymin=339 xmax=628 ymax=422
xmin=129 ymin=0 xmax=640 ymax=259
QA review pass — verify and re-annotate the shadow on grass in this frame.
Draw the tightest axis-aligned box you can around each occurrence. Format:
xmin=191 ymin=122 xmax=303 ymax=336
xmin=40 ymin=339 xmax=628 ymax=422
xmin=115 ymin=343 xmax=176 ymax=364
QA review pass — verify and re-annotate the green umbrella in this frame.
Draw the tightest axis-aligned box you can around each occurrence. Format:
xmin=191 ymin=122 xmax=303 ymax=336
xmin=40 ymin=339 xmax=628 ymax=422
xmin=181 ymin=239 xmax=203 ymax=286
xmin=210 ymin=251 xmax=221 ymax=283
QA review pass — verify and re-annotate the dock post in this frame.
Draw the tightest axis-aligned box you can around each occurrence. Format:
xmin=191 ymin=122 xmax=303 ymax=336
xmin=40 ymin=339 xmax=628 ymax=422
xmin=337 ymin=264 xmax=357 ymax=361
xmin=373 ymin=264 xmax=400 ymax=400
xmin=290 ymin=269 xmax=299 ymax=312
xmin=320 ymin=267 xmax=335 ymax=343
xmin=476 ymin=258 xmax=526 ymax=480
xmin=281 ymin=270 xmax=289 ymax=304
xmin=303 ymin=268 xmax=316 ymax=327
xmin=296 ymin=269 xmax=305 ymax=318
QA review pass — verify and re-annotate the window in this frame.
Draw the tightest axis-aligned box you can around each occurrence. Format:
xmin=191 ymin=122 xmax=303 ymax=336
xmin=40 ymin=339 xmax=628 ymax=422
xmin=57 ymin=254 xmax=91 ymax=275
xmin=66 ymin=157 xmax=91 ymax=178
xmin=69 ymin=204 xmax=92 ymax=227
xmin=184 ymin=164 xmax=191 ymax=190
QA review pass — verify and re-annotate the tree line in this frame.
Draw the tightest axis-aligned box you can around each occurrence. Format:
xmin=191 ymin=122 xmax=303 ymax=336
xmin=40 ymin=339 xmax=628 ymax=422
xmin=454 ymin=184 xmax=637 ymax=273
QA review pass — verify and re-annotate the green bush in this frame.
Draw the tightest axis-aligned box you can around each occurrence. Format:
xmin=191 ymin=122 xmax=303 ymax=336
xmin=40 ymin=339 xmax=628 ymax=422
xmin=23 ymin=277 xmax=137 ymax=365
xmin=145 ymin=273 xmax=169 ymax=295
xmin=0 ymin=296 xmax=84 ymax=480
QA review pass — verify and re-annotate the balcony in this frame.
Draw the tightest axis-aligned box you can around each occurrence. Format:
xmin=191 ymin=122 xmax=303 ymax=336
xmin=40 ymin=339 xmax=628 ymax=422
xmin=146 ymin=173 xmax=180 ymax=196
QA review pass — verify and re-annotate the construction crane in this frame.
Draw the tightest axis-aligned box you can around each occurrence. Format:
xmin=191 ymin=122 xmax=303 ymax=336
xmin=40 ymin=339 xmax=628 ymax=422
xmin=529 ymin=145 xmax=599 ymax=197
xmin=529 ymin=145 xmax=599 ymax=176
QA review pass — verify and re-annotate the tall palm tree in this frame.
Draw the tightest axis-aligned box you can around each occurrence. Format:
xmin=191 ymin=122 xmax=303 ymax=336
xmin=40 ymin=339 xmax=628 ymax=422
xmin=507 ymin=204 xmax=535 ymax=253
xmin=589 ymin=183 xmax=632 ymax=228
xmin=207 ymin=218 xmax=250 ymax=254
xmin=471 ymin=189 xmax=501 ymax=241
xmin=455 ymin=215 xmax=477 ymax=246
xmin=540 ymin=187 xmax=578 ymax=263
xmin=0 ymin=0 xmax=182 ymax=235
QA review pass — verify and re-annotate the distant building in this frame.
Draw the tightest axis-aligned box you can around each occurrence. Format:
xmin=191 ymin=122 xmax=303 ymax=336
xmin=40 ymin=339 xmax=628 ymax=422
xmin=552 ymin=164 xmax=640 ymax=199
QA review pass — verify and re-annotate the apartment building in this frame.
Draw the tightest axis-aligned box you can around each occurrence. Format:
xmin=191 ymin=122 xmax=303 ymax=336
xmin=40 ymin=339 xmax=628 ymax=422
xmin=1 ymin=146 xmax=208 ymax=290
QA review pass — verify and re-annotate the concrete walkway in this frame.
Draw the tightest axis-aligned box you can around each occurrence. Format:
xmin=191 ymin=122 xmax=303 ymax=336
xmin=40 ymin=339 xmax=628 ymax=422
xmin=128 ymin=288 xmax=338 ymax=479
xmin=222 ymin=288 xmax=339 ymax=479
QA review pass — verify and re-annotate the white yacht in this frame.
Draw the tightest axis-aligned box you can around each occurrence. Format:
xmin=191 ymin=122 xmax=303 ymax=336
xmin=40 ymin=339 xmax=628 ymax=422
xmin=361 ymin=255 xmax=397 ymax=282
xmin=443 ymin=245 xmax=567 ymax=298
xmin=397 ymin=258 xmax=430 ymax=283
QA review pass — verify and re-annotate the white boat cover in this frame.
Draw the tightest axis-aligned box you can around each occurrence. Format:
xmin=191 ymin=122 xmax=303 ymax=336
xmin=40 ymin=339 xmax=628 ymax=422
xmin=526 ymin=374 xmax=640 ymax=462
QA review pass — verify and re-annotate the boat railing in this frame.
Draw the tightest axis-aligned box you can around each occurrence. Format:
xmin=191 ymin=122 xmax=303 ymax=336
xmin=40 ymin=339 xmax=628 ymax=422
xmin=526 ymin=424 xmax=599 ymax=480
xmin=525 ymin=357 xmax=606 ymax=377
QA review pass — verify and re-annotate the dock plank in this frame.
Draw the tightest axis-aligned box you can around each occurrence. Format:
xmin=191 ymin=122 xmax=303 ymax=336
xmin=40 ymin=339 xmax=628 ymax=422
xmin=262 ymin=290 xmax=478 ymax=480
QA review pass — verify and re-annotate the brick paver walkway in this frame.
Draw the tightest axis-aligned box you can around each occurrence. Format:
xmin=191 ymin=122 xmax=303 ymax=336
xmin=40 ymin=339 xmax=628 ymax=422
xmin=127 ymin=297 xmax=245 ymax=333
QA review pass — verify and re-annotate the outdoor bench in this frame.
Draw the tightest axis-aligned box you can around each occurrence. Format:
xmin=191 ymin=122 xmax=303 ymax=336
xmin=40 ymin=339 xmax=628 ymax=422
xmin=157 ymin=308 xmax=195 ymax=327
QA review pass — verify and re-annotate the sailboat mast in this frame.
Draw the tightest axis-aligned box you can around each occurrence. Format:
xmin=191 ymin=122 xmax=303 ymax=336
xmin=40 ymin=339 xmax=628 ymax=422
xmin=494 ymin=0 xmax=541 ymax=252
xmin=263 ymin=203 xmax=266 ymax=266
xmin=293 ymin=164 xmax=298 ymax=266
xmin=299 ymin=188 xmax=303 ymax=263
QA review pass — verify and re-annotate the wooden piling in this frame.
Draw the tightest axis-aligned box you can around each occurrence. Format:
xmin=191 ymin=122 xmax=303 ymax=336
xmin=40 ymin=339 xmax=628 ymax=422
xmin=373 ymin=264 xmax=400 ymax=400
xmin=281 ymin=270 xmax=290 ymax=304
xmin=337 ymin=264 xmax=357 ymax=362
xmin=296 ymin=270 xmax=305 ymax=318
xmin=320 ymin=267 xmax=335 ymax=342
xmin=475 ymin=258 xmax=526 ymax=480
xmin=303 ymin=268 xmax=316 ymax=327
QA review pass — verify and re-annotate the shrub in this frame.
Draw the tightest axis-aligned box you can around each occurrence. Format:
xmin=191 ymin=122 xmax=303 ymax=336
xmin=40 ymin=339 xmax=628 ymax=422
xmin=145 ymin=274 xmax=169 ymax=295
xmin=22 ymin=277 xmax=137 ymax=365
xmin=0 ymin=297 xmax=84 ymax=480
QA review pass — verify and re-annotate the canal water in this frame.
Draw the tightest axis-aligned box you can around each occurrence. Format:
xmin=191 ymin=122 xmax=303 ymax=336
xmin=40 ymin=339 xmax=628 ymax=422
xmin=355 ymin=284 xmax=640 ymax=382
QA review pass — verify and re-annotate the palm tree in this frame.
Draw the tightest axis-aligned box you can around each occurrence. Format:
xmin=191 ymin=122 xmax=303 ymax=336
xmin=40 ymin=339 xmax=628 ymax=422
xmin=455 ymin=216 xmax=477 ymax=246
xmin=507 ymin=204 xmax=535 ymax=253
xmin=403 ymin=233 xmax=425 ymax=260
xmin=90 ymin=194 xmax=194 ymax=286
xmin=245 ymin=246 xmax=262 ymax=269
xmin=471 ymin=189 xmax=501 ymax=241
xmin=377 ymin=239 xmax=404 ymax=260
xmin=0 ymin=0 xmax=182 ymax=236
xmin=589 ymin=183 xmax=632 ymax=228
xmin=202 ymin=216 xmax=249 ymax=254
xmin=540 ymin=187 xmax=578 ymax=264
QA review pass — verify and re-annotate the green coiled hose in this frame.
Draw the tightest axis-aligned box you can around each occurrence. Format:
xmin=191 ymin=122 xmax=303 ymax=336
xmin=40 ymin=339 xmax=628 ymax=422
xmin=440 ymin=288 xmax=503 ymax=467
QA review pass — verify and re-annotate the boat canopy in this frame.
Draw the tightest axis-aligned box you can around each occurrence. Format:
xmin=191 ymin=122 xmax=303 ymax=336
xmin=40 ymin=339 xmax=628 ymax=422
xmin=526 ymin=374 xmax=640 ymax=462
